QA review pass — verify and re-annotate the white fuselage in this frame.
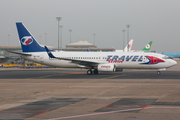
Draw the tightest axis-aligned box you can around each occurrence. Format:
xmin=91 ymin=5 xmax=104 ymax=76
xmin=22 ymin=51 xmax=177 ymax=69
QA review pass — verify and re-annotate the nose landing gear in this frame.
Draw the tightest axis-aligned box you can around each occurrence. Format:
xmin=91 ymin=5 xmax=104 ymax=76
xmin=157 ymin=71 xmax=161 ymax=75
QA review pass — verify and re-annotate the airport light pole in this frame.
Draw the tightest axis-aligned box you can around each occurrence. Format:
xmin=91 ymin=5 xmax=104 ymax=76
xmin=122 ymin=30 xmax=126 ymax=52
xmin=69 ymin=29 xmax=72 ymax=43
xmin=59 ymin=25 xmax=63 ymax=50
xmin=126 ymin=24 xmax=130 ymax=52
xmin=56 ymin=17 xmax=62 ymax=51
xmin=93 ymin=33 xmax=96 ymax=45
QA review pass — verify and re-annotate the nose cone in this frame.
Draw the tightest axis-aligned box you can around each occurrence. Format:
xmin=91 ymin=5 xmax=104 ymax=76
xmin=170 ymin=59 xmax=177 ymax=67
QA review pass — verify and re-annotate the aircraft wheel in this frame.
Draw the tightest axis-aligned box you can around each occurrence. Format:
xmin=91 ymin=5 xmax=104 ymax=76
xmin=87 ymin=70 xmax=92 ymax=75
xmin=94 ymin=69 xmax=98 ymax=74
xmin=157 ymin=71 xmax=161 ymax=75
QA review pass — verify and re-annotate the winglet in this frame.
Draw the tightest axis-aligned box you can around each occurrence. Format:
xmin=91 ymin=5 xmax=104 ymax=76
xmin=44 ymin=46 xmax=56 ymax=58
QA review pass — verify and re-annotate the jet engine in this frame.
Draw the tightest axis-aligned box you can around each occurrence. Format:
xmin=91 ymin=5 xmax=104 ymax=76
xmin=97 ymin=63 xmax=116 ymax=72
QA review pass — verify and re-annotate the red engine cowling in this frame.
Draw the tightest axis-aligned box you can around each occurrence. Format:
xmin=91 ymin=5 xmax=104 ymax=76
xmin=97 ymin=63 xmax=116 ymax=72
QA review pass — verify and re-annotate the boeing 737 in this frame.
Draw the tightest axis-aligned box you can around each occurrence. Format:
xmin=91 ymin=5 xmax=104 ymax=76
xmin=11 ymin=22 xmax=177 ymax=75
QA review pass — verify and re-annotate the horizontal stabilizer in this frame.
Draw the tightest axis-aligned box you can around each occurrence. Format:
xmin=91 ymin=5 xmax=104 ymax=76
xmin=6 ymin=51 xmax=32 ymax=56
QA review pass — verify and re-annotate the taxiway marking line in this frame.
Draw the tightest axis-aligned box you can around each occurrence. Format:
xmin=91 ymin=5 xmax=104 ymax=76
xmin=46 ymin=106 xmax=180 ymax=120
xmin=25 ymin=74 xmax=64 ymax=79
xmin=104 ymin=74 xmax=127 ymax=79
xmin=46 ymin=107 xmax=142 ymax=120
xmin=0 ymin=74 xmax=65 ymax=83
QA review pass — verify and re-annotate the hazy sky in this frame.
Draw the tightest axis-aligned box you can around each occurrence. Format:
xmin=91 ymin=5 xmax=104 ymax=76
xmin=0 ymin=0 xmax=180 ymax=52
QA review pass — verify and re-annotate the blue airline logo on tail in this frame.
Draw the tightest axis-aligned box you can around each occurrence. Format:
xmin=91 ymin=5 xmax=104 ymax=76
xmin=16 ymin=22 xmax=55 ymax=52
xmin=21 ymin=36 xmax=33 ymax=46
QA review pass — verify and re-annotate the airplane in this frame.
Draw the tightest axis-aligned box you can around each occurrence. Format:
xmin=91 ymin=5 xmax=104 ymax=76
xmin=142 ymin=41 xmax=153 ymax=52
xmin=140 ymin=41 xmax=180 ymax=59
xmin=161 ymin=53 xmax=180 ymax=59
xmin=138 ymin=41 xmax=180 ymax=58
xmin=116 ymin=40 xmax=152 ymax=52
xmin=87 ymin=39 xmax=133 ymax=52
xmin=10 ymin=22 xmax=177 ymax=75
xmin=123 ymin=39 xmax=133 ymax=52
xmin=133 ymin=41 xmax=180 ymax=58
xmin=130 ymin=41 xmax=153 ymax=52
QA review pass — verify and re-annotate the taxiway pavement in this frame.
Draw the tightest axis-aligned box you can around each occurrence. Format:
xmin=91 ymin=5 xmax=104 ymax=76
xmin=0 ymin=60 xmax=179 ymax=120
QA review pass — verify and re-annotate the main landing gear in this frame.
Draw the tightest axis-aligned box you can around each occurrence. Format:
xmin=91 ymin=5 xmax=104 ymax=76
xmin=157 ymin=71 xmax=161 ymax=75
xmin=87 ymin=69 xmax=98 ymax=75
xmin=87 ymin=69 xmax=92 ymax=75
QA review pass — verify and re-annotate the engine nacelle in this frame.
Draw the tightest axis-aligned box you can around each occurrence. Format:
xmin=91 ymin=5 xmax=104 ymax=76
xmin=97 ymin=63 xmax=116 ymax=72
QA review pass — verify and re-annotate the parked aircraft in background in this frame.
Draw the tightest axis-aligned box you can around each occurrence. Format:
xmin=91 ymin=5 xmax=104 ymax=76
xmin=131 ymin=41 xmax=153 ymax=52
xmin=142 ymin=41 xmax=153 ymax=52
xmin=129 ymin=40 xmax=180 ymax=58
xmin=161 ymin=53 xmax=180 ymax=59
xmin=140 ymin=41 xmax=180 ymax=59
xmin=123 ymin=39 xmax=133 ymax=52
xmin=137 ymin=41 xmax=180 ymax=58
xmin=116 ymin=40 xmax=153 ymax=52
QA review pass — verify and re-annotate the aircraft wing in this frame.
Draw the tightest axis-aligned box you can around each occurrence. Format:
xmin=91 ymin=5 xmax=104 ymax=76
xmin=5 ymin=51 xmax=32 ymax=56
xmin=44 ymin=46 xmax=99 ymax=67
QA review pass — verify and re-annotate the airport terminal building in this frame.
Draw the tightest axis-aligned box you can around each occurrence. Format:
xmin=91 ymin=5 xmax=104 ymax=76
xmin=62 ymin=41 xmax=115 ymax=52
xmin=0 ymin=41 xmax=115 ymax=64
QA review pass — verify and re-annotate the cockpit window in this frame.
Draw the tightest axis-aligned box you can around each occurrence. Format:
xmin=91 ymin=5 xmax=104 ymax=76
xmin=162 ymin=56 xmax=172 ymax=59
